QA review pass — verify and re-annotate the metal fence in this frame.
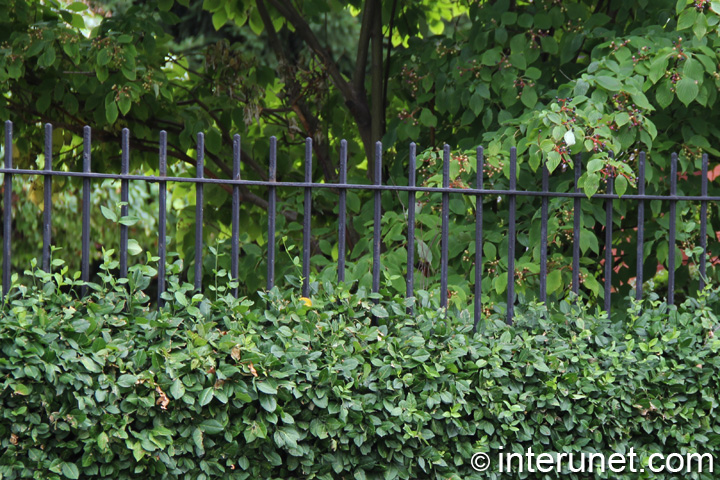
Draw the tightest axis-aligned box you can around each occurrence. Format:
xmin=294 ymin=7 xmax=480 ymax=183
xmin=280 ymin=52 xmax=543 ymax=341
xmin=1 ymin=120 xmax=717 ymax=327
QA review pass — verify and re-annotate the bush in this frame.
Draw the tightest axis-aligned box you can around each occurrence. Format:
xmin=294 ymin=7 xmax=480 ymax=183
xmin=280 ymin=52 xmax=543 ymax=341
xmin=1 ymin=265 xmax=719 ymax=479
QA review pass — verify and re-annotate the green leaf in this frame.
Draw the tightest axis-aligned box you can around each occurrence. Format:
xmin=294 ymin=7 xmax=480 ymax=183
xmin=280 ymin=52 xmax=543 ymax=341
xmin=677 ymin=8 xmax=697 ymax=30
xmin=631 ymin=91 xmax=653 ymax=111
xmin=212 ymin=9 xmax=228 ymax=30
xmin=371 ymin=304 xmax=389 ymax=318
xmin=105 ymin=101 xmax=118 ymax=125
xmin=259 ymin=394 xmax=277 ymax=412
xmin=256 ymin=381 xmax=277 ymax=395
xmin=127 ymin=239 xmax=143 ymax=256
xmin=494 ymin=272 xmax=508 ymax=295
xmin=648 ymin=56 xmax=669 ymax=84
xmin=80 ymin=357 xmax=101 ymax=373
xmin=158 ymin=0 xmax=174 ymax=11
xmin=546 ymin=151 xmax=561 ymax=173
xmin=199 ymin=387 xmax=214 ymax=406
xmin=615 ymin=174 xmax=628 ymax=197
xmin=521 ymin=88 xmax=537 ymax=108
xmin=100 ymin=205 xmax=117 ymax=222
xmin=97 ymin=432 xmax=109 ymax=451
xmin=583 ymin=172 xmax=600 ymax=198
xmin=656 ymin=80 xmax=673 ymax=108
xmin=547 ymin=269 xmax=562 ymax=295
xmin=170 ymin=379 xmax=185 ymax=399
xmin=675 ymin=77 xmax=699 ymax=106
xmin=199 ymin=419 xmax=224 ymax=434
xmin=65 ymin=2 xmax=88 ymax=11
xmin=469 ymin=93 xmax=484 ymax=115
xmin=615 ymin=112 xmax=630 ymax=126
xmin=117 ymin=374 xmax=138 ymax=388
xmin=693 ymin=12 xmax=708 ymax=39
xmin=62 ymin=462 xmax=79 ymax=479
xmin=594 ymin=76 xmax=622 ymax=91
xmin=419 ymin=109 xmax=437 ymax=128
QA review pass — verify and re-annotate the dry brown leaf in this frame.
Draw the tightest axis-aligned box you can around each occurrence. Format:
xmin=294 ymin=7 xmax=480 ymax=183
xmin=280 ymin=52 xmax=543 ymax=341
xmin=248 ymin=362 xmax=258 ymax=377
xmin=155 ymin=386 xmax=170 ymax=410
xmin=231 ymin=345 xmax=241 ymax=361
xmin=10 ymin=433 xmax=18 ymax=445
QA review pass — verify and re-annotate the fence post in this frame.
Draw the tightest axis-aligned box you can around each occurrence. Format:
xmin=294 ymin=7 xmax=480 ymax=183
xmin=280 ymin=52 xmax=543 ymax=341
xmin=700 ymin=153 xmax=708 ymax=290
xmin=42 ymin=124 xmax=53 ymax=274
xmin=635 ymin=152 xmax=645 ymax=301
xmin=194 ymin=133 xmax=205 ymax=291
xmin=604 ymin=163 xmax=614 ymax=314
xmin=372 ymin=141 xmax=382 ymax=300
xmin=267 ymin=136 xmax=277 ymax=290
xmin=668 ymin=152 xmax=677 ymax=305
xmin=406 ymin=143 xmax=416 ymax=315
xmin=539 ymin=165 xmax=549 ymax=304
xmin=572 ymin=155 xmax=582 ymax=296
xmin=440 ymin=145 xmax=450 ymax=309
xmin=158 ymin=131 xmax=167 ymax=307
xmin=506 ymin=147 xmax=517 ymax=324
xmin=81 ymin=126 xmax=91 ymax=298
xmin=120 ymin=128 xmax=129 ymax=278
xmin=231 ymin=134 xmax=241 ymax=298
xmin=302 ymin=137 xmax=312 ymax=298
xmin=338 ymin=140 xmax=347 ymax=283
xmin=474 ymin=147 xmax=484 ymax=332
xmin=2 ymin=121 xmax=12 ymax=300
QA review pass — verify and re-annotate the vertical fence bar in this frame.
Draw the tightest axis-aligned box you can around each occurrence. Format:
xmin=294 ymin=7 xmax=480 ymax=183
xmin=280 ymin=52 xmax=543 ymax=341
xmin=604 ymin=168 xmax=614 ymax=314
xmin=668 ymin=152 xmax=677 ymax=305
xmin=406 ymin=143 xmax=417 ymax=314
xmin=42 ymin=123 xmax=52 ymax=273
xmin=302 ymin=138 xmax=312 ymax=298
xmin=539 ymin=165 xmax=549 ymax=304
xmin=700 ymin=153 xmax=708 ymax=290
xmin=635 ymin=152 xmax=645 ymax=301
xmin=158 ymin=131 xmax=167 ymax=307
xmin=81 ymin=126 xmax=91 ymax=298
xmin=506 ymin=147 xmax=517 ymax=325
xmin=194 ymin=132 xmax=204 ymax=291
xmin=440 ymin=145 xmax=450 ymax=309
xmin=338 ymin=140 xmax=347 ymax=283
xmin=2 ymin=121 xmax=12 ymax=299
xmin=120 ymin=128 xmax=129 ymax=278
xmin=474 ymin=147 xmax=484 ymax=332
xmin=267 ymin=136 xmax=277 ymax=290
xmin=372 ymin=142 xmax=382 ymax=298
xmin=231 ymin=134 xmax=241 ymax=298
xmin=572 ymin=155 xmax=582 ymax=296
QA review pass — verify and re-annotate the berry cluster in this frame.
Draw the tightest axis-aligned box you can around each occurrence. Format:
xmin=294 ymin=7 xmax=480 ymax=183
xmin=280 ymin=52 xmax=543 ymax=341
xmin=610 ymin=93 xmax=644 ymax=128
xmin=672 ymin=37 xmax=687 ymax=61
xmin=397 ymin=108 xmax=419 ymax=126
xmin=400 ymin=65 xmax=423 ymax=96
xmin=609 ymin=39 xmax=631 ymax=52
xmin=527 ymin=28 xmax=550 ymax=49
xmin=694 ymin=0 xmax=709 ymax=10
xmin=631 ymin=46 xmax=651 ymax=64
xmin=513 ymin=77 xmax=536 ymax=92
xmin=587 ymin=134 xmax=607 ymax=152
xmin=483 ymin=160 xmax=504 ymax=178
xmin=457 ymin=58 xmax=483 ymax=79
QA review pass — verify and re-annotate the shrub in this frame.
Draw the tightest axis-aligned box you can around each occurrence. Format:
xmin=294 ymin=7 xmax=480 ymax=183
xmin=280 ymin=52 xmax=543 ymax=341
xmin=1 ymin=265 xmax=719 ymax=479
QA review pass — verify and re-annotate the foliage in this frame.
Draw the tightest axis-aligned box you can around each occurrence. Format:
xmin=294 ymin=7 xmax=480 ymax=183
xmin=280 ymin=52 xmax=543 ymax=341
xmin=2 ymin=263 xmax=720 ymax=479
xmin=1 ymin=0 xmax=719 ymax=313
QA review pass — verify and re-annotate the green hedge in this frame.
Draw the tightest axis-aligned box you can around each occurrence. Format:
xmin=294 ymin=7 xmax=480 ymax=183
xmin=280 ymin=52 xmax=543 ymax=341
xmin=1 ymin=266 xmax=720 ymax=479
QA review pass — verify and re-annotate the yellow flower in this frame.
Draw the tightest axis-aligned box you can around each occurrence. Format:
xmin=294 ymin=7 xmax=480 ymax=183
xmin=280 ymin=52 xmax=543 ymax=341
xmin=300 ymin=297 xmax=312 ymax=307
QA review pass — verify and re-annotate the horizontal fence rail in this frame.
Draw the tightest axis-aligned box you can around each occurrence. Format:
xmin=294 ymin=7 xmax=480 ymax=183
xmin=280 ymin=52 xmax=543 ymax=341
xmin=0 ymin=121 xmax=716 ymax=327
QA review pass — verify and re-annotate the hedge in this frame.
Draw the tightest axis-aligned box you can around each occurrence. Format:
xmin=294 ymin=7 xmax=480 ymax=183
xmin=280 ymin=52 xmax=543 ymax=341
xmin=1 ymin=264 xmax=719 ymax=479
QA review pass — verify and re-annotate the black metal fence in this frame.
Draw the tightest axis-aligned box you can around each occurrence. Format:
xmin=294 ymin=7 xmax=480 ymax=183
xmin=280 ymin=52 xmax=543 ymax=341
xmin=1 ymin=120 xmax=717 ymax=327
